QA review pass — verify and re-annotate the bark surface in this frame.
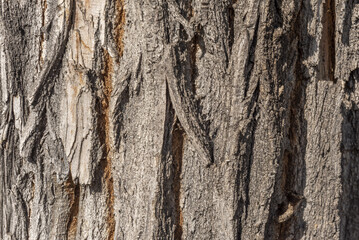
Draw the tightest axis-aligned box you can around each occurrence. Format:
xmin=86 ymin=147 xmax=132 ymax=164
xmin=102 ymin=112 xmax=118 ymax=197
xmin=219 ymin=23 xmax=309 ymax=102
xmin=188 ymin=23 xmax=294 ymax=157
xmin=0 ymin=0 xmax=358 ymax=239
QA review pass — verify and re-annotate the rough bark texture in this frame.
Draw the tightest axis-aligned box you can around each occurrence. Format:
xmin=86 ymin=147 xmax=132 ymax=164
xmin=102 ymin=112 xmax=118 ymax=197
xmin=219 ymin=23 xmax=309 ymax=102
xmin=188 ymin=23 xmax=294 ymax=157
xmin=0 ymin=0 xmax=358 ymax=239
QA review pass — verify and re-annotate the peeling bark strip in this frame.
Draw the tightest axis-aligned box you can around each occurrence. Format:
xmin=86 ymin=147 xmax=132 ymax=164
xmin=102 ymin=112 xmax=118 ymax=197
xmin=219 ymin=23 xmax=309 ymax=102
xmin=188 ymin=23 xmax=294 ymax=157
xmin=172 ymin=120 xmax=184 ymax=239
xmin=319 ymin=0 xmax=336 ymax=82
xmin=100 ymin=50 xmax=115 ymax=240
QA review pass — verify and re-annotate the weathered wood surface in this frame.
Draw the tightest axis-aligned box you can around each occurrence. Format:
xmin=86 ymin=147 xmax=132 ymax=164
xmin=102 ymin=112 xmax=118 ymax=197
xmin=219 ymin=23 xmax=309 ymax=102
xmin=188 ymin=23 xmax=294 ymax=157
xmin=0 ymin=0 xmax=358 ymax=239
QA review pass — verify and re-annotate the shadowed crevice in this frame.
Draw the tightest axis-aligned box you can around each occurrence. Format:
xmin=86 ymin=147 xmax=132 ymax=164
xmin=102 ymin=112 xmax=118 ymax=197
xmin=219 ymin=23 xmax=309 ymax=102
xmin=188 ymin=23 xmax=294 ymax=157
xmin=114 ymin=0 xmax=125 ymax=60
xmin=172 ymin=120 xmax=185 ymax=240
xmin=96 ymin=49 xmax=115 ymax=240
xmin=65 ymin=174 xmax=80 ymax=240
xmin=342 ymin=0 xmax=358 ymax=45
xmin=319 ymin=0 xmax=336 ymax=82
xmin=228 ymin=0 xmax=238 ymax=58
xmin=339 ymin=69 xmax=359 ymax=239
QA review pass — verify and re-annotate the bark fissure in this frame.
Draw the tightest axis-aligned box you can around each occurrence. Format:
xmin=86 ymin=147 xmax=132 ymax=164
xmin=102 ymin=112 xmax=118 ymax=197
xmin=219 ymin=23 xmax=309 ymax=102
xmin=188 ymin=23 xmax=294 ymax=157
xmin=278 ymin=7 xmax=307 ymax=236
xmin=340 ymin=69 xmax=359 ymax=239
xmin=100 ymin=50 xmax=115 ymax=240
xmin=228 ymin=0 xmax=237 ymax=54
xmin=172 ymin=120 xmax=184 ymax=240
xmin=189 ymin=32 xmax=199 ymax=94
xmin=114 ymin=0 xmax=125 ymax=59
xmin=244 ymin=17 xmax=259 ymax=98
xmin=65 ymin=174 xmax=80 ymax=240
xmin=319 ymin=0 xmax=336 ymax=82
xmin=278 ymin=81 xmax=304 ymax=227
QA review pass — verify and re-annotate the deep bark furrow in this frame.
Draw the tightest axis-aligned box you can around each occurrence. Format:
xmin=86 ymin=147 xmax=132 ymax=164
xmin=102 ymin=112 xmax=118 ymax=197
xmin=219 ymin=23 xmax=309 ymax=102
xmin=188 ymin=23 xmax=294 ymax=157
xmin=172 ymin=120 xmax=184 ymax=240
xmin=114 ymin=0 xmax=125 ymax=60
xmin=65 ymin=174 xmax=80 ymax=240
xmin=319 ymin=0 xmax=336 ymax=82
xmin=101 ymin=50 xmax=115 ymax=240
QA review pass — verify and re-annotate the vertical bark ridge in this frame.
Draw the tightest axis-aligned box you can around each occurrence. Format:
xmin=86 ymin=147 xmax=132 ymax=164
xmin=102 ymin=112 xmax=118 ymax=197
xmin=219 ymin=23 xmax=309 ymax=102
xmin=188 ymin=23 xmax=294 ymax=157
xmin=65 ymin=173 xmax=80 ymax=240
xmin=319 ymin=0 xmax=336 ymax=82
xmin=172 ymin=120 xmax=185 ymax=240
xmin=100 ymin=49 xmax=115 ymax=240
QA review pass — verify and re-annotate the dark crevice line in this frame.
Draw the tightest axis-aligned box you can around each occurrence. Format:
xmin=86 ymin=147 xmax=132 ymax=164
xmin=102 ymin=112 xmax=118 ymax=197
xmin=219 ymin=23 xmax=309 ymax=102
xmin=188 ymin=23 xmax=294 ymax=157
xmin=319 ymin=0 xmax=336 ymax=82
xmin=339 ymin=69 xmax=359 ymax=239
xmin=189 ymin=33 xmax=199 ymax=95
xmin=278 ymin=5 xmax=307 ymax=237
xmin=243 ymin=82 xmax=260 ymax=219
xmin=228 ymin=0 xmax=237 ymax=57
xmin=187 ymin=2 xmax=198 ymax=95
xmin=156 ymin=83 xmax=175 ymax=237
xmin=65 ymin=173 xmax=80 ymax=240
xmin=342 ymin=0 xmax=354 ymax=45
xmin=114 ymin=0 xmax=125 ymax=61
xmin=243 ymin=17 xmax=259 ymax=98
xmin=100 ymin=50 xmax=115 ymax=240
xmin=172 ymin=120 xmax=185 ymax=240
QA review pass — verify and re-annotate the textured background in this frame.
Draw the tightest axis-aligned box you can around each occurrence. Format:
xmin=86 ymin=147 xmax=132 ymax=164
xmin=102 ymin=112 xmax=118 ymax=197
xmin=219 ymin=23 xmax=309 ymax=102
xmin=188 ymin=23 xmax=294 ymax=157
xmin=0 ymin=0 xmax=358 ymax=239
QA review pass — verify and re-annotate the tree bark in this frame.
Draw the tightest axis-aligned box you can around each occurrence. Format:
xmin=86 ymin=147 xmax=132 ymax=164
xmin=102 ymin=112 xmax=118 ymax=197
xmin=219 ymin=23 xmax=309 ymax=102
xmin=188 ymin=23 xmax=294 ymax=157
xmin=0 ymin=0 xmax=358 ymax=239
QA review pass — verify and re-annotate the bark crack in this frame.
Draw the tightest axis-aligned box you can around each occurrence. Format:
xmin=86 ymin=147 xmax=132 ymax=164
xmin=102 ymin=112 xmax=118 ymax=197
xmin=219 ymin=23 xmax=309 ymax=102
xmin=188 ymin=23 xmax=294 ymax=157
xmin=100 ymin=50 xmax=115 ymax=240
xmin=189 ymin=31 xmax=199 ymax=94
xmin=277 ymin=6 xmax=307 ymax=236
xmin=172 ymin=120 xmax=185 ymax=240
xmin=114 ymin=0 xmax=125 ymax=60
xmin=228 ymin=0 xmax=237 ymax=55
xmin=319 ymin=0 xmax=336 ymax=82
xmin=65 ymin=174 xmax=80 ymax=240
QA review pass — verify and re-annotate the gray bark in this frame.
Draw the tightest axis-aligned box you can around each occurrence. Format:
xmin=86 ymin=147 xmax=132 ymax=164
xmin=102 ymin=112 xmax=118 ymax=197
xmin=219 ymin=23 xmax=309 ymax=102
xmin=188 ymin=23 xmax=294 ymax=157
xmin=0 ymin=0 xmax=358 ymax=239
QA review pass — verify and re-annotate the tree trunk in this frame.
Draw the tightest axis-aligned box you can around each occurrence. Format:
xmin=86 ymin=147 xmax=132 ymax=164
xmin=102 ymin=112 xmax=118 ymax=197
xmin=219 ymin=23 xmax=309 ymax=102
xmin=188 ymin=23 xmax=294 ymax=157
xmin=0 ymin=0 xmax=358 ymax=239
